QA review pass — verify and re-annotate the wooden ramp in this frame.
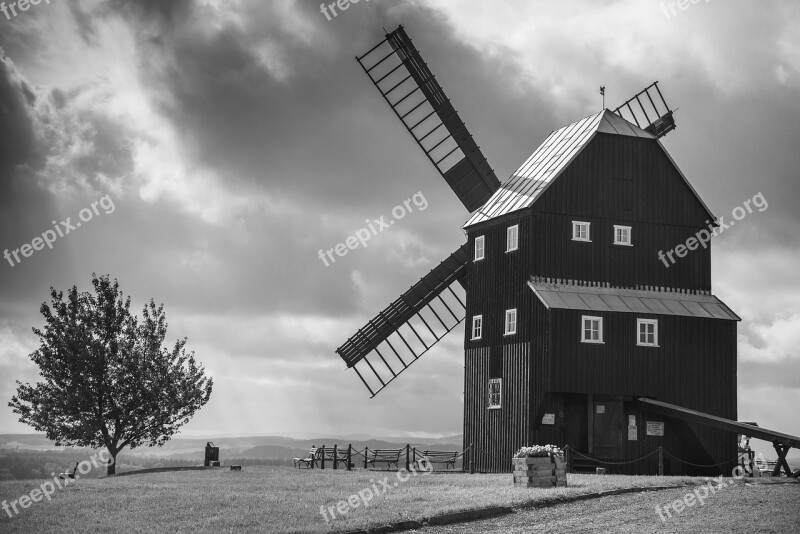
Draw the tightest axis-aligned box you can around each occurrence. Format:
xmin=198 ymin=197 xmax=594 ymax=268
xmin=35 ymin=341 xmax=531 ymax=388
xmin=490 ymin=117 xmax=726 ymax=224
xmin=636 ymin=397 xmax=800 ymax=478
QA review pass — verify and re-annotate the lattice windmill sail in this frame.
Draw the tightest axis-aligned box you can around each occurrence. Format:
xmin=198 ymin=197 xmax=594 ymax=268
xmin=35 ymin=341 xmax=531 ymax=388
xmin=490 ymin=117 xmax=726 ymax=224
xmin=612 ymin=81 xmax=676 ymax=139
xmin=338 ymin=25 xmax=681 ymax=398
xmin=356 ymin=26 xmax=501 ymax=211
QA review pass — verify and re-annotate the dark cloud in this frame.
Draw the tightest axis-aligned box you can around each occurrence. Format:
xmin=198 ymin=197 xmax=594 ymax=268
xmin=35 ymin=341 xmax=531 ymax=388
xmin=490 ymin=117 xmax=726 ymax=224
xmin=0 ymin=53 xmax=36 ymax=182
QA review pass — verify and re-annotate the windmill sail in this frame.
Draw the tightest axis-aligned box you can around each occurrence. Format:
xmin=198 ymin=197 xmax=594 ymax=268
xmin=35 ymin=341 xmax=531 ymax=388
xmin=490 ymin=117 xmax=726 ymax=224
xmin=336 ymin=243 xmax=469 ymax=397
xmin=613 ymin=81 xmax=676 ymax=139
xmin=356 ymin=26 xmax=500 ymax=212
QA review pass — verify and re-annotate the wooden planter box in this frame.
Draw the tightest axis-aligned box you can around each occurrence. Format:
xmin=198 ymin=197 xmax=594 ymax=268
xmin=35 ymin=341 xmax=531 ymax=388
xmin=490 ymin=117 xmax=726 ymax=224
xmin=512 ymin=455 xmax=567 ymax=488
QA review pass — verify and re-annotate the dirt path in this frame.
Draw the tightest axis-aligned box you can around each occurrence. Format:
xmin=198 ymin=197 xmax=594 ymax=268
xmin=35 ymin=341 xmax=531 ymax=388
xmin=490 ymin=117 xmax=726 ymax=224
xmin=420 ymin=481 xmax=800 ymax=533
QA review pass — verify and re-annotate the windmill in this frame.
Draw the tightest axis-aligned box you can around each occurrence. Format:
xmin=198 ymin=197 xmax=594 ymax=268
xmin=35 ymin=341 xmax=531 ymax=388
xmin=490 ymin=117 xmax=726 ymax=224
xmin=336 ymin=25 xmax=678 ymax=398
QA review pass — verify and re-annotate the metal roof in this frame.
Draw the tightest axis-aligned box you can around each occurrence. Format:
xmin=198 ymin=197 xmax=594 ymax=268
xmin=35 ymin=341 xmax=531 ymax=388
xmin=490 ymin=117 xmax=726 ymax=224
xmin=527 ymin=279 xmax=741 ymax=321
xmin=463 ymin=109 xmax=714 ymax=228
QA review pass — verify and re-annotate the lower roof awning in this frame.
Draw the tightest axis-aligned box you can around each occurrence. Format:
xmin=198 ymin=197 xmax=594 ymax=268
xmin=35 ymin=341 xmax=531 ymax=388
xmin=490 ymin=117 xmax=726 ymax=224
xmin=527 ymin=276 xmax=740 ymax=321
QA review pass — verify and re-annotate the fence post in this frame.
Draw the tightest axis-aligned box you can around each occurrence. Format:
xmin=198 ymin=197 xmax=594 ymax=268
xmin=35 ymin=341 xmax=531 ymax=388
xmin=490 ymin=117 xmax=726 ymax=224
xmin=405 ymin=444 xmax=410 ymax=471
xmin=470 ymin=444 xmax=475 ymax=474
xmin=412 ymin=447 xmax=416 ymax=470
xmin=658 ymin=446 xmax=664 ymax=476
xmin=321 ymin=444 xmax=326 ymax=470
xmin=347 ymin=444 xmax=352 ymax=471
xmin=364 ymin=446 xmax=368 ymax=469
xmin=333 ymin=444 xmax=338 ymax=470
xmin=567 ymin=445 xmax=573 ymax=473
xmin=310 ymin=444 xmax=314 ymax=469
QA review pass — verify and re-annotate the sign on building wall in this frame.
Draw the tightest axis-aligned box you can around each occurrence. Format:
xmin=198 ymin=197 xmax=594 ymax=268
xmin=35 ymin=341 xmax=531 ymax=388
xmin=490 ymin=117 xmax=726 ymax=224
xmin=646 ymin=421 xmax=665 ymax=436
xmin=596 ymin=405 xmax=605 ymax=414
xmin=628 ymin=426 xmax=638 ymax=440
xmin=542 ymin=413 xmax=555 ymax=425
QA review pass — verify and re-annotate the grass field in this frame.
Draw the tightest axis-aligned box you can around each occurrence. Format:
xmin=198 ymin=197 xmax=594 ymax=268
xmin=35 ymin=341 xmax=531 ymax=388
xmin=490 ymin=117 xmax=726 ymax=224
xmin=0 ymin=465 xmax=790 ymax=533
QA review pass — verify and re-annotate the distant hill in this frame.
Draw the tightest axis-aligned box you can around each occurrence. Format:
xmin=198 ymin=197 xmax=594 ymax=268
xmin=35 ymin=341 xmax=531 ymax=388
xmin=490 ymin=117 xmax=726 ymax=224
xmin=0 ymin=433 xmax=465 ymax=462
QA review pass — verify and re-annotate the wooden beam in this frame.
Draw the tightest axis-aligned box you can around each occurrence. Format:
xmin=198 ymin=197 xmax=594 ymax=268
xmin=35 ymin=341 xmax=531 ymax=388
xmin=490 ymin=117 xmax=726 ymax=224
xmin=636 ymin=397 xmax=800 ymax=449
xmin=772 ymin=441 xmax=793 ymax=477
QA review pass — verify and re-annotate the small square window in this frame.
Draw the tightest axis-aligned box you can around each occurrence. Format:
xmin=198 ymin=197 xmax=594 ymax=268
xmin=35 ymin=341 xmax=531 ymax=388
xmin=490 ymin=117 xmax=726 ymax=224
xmin=474 ymin=236 xmax=485 ymax=261
xmin=471 ymin=315 xmax=483 ymax=340
xmin=581 ymin=315 xmax=603 ymax=343
xmin=488 ymin=378 xmax=501 ymax=409
xmin=614 ymin=225 xmax=632 ymax=246
xmin=504 ymin=308 xmax=517 ymax=335
xmin=506 ymin=225 xmax=519 ymax=252
xmin=572 ymin=221 xmax=591 ymax=242
xmin=637 ymin=319 xmax=658 ymax=347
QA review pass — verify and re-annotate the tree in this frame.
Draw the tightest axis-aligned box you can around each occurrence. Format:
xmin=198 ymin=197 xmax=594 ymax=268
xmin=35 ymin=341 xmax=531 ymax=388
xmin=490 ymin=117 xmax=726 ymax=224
xmin=9 ymin=274 xmax=213 ymax=475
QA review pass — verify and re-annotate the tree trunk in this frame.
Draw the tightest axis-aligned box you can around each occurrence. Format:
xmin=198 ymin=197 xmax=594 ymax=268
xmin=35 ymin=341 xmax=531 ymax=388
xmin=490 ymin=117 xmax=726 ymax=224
xmin=106 ymin=452 xmax=117 ymax=475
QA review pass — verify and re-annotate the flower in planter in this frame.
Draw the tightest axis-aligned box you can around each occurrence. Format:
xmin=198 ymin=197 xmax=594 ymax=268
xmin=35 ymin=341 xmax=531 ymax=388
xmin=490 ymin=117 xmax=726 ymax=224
xmin=514 ymin=444 xmax=564 ymax=458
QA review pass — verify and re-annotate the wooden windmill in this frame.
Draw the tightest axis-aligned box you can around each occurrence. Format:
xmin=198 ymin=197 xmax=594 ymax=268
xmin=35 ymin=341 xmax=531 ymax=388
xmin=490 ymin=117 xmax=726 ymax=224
xmin=338 ymin=26 xmax=679 ymax=397
xmin=334 ymin=26 xmax=784 ymax=476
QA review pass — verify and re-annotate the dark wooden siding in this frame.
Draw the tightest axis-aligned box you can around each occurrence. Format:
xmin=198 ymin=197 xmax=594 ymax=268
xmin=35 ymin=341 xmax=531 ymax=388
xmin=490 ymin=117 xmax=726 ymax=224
xmin=541 ymin=309 xmax=737 ymax=474
xmin=548 ymin=310 xmax=737 ymax=408
xmin=518 ymin=133 xmax=713 ymax=290
xmin=463 ymin=343 xmax=533 ymax=472
xmin=465 ymin=215 xmax=533 ymax=353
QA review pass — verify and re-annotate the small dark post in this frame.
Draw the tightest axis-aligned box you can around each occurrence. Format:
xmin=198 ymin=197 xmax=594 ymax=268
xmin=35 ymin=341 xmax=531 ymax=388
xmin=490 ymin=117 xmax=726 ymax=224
xmin=333 ymin=444 xmax=338 ymax=470
xmin=321 ymin=444 xmax=326 ymax=470
xmin=364 ymin=446 xmax=368 ymax=469
xmin=565 ymin=445 xmax=571 ymax=473
xmin=412 ymin=447 xmax=416 ymax=470
xmin=405 ymin=444 xmax=410 ymax=471
xmin=310 ymin=444 xmax=315 ymax=469
xmin=347 ymin=444 xmax=352 ymax=471
xmin=470 ymin=443 xmax=475 ymax=474
xmin=657 ymin=446 xmax=664 ymax=476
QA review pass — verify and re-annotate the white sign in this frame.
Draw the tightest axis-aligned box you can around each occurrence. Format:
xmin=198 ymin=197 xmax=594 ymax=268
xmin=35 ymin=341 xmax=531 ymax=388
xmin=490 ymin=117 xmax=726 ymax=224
xmin=647 ymin=421 xmax=665 ymax=436
xmin=629 ymin=415 xmax=636 ymax=426
xmin=542 ymin=413 xmax=555 ymax=425
xmin=596 ymin=405 xmax=605 ymax=414
xmin=628 ymin=426 xmax=638 ymax=441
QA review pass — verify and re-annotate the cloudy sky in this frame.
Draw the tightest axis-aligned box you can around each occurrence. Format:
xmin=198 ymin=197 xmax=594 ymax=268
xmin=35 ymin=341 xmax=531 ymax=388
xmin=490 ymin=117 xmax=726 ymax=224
xmin=1 ymin=0 xmax=799 ymax=449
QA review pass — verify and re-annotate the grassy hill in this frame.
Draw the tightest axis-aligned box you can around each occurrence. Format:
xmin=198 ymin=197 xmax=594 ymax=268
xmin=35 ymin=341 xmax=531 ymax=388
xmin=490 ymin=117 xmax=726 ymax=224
xmin=0 ymin=465 xmax=717 ymax=533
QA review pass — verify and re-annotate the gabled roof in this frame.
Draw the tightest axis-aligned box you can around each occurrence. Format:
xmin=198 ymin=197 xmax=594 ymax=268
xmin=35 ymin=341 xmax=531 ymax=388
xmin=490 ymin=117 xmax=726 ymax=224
xmin=527 ymin=278 xmax=740 ymax=321
xmin=463 ymin=109 xmax=713 ymax=228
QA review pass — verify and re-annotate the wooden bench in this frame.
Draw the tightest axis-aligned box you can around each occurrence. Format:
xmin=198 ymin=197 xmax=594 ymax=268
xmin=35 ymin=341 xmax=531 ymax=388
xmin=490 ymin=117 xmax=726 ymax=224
xmin=367 ymin=449 xmax=402 ymax=470
xmin=294 ymin=446 xmax=351 ymax=469
xmin=293 ymin=447 xmax=317 ymax=469
xmin=415 ymin=450 xmax=459 ymax=470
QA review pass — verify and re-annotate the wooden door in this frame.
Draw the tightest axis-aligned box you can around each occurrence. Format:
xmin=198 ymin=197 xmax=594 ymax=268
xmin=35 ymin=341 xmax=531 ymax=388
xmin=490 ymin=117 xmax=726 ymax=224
xmin=562 ymin=394 xmax=588 ymax=452
xmin=593 ymin=396 xmax=624 ymax=459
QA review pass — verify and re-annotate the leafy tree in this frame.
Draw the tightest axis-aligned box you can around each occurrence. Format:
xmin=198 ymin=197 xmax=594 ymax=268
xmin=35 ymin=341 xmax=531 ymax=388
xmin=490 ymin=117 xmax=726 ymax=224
xmin=9 ymin=274 xmax=213 ymax=475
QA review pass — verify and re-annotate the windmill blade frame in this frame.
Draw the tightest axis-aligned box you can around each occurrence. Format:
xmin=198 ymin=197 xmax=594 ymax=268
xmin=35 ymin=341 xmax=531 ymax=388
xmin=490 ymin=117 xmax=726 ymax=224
xmin=612 ymin=81 xmax=676 ymax=139
xmin=336 ymin=243 xmax=469 ymax=397
xmin=356 ymin=25 xmax=501 ymax=212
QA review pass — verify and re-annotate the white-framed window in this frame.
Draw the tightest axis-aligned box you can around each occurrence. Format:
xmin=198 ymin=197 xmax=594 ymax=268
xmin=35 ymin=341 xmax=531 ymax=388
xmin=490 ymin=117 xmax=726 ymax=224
xmin=504 ymin=308 xmax=517 ymax=335
xmin=614 ymin=225 xmax=632 ymax=246
xmin=471 ymin=315 xmax=483 ymax=340
xmin=637 ymin=319 xmax=659 ymax=347
xmin=581 ymin=315 xmax=603 ymax=343
xmin=572 ymin=221 xmax=591 ymax=242
xmin=506 ymin=224 xmax=519 ymax=252
xmin=488 ymin=378 xmax=502 ymax=409
xmin=474 ymin=235 xmax=485 ymax=261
